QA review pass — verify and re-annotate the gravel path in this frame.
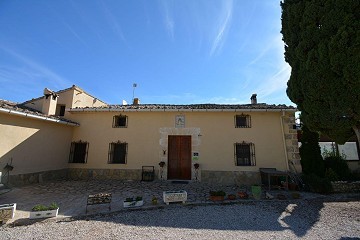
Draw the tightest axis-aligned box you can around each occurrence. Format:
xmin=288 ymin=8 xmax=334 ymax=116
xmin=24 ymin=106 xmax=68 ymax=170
xmin=1 ymin=199 xmax=359 ymax=240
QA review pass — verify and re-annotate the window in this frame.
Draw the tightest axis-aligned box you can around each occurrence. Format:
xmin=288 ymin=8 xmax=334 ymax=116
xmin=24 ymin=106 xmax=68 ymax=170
xmin=69 ymin=140 xmax=89 ymax=163
xmin=235 ymin=114 xmax=251 ymax=128
xmin=108 ymin=141 xmax=127 ymax=164
xmin=235 ymin=142 xmax=256 ymax=166
xmin=55 ymin=104 xmax=66 ymax=116
xmin=113 ymin=115 xmax=128 ymax=128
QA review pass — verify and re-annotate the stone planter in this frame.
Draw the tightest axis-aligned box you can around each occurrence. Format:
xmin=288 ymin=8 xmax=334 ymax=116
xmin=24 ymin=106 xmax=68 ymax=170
xmin=123 ymin=200 xmax=144 ymax=208
xmin=29 ymin=208 xmax=59 ymax=219
xmin=0 ymin=203 xmax=16 ymax=223
xmin=163 ymin=190 xmax=187 ymax=205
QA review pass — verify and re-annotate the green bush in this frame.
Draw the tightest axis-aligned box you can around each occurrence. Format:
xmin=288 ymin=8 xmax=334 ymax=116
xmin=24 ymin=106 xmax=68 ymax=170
xmin=325 ymin=168 xmax=339 ymax=181
xmin=324 ymin=156 xmax=352 ymax=180
xmin=32 ymin=202 xmax=58 ymax=211
xmin=209 ymin=191 xmax=226 ymax=196
xmin=302 ymin=174 xmax=333 ymax=194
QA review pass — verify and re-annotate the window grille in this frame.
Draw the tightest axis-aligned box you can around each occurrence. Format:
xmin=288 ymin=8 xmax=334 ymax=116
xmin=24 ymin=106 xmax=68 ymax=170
xmin=108 ymin=141 xmax=127 ymax=164
xmin=234 ymin=142 xmax=256 ymax=166
xmin=235 ymin=114 xmax=251 ymax=128
xmin=112 ymin=115 xmax=128 ymax=128
xmin=69 ymin=140 xmax=89 ymax=163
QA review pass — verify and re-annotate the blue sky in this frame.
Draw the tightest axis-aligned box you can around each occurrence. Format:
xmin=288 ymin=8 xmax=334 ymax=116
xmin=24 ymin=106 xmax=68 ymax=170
xmin=0 ymin=0 xmax=293 ymax=106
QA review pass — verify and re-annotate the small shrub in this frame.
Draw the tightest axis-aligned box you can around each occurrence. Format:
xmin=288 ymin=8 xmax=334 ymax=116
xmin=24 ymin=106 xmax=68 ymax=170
xmin=209 ymin=191 xmax=226 ymax=196
xmin=325 ymin=168 xmax=339 ymax=181
xmin=32 ymin=203 xmax=58 ymax=211
xmin=48 ymin=202 xmax=59 ymax=210
xmin=125 ymin=197 xmax=134 ymax=202
xmin=324 ymin=156 xmax=352 ymax=180
xmin=302 ymin=174 xmax=333 ymax=194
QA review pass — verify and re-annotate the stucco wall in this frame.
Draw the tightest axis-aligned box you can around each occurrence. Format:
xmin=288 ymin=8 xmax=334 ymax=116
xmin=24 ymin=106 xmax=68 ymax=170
xmin=0 ymin=113 xmax=74 ymax=178
xmin=67 ymin=110 xmax=295 ymax=183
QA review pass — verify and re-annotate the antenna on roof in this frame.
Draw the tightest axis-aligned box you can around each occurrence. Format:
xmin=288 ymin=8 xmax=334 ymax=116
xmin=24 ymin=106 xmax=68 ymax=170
xmin=132 ymin=83 xmax=137 ymax=102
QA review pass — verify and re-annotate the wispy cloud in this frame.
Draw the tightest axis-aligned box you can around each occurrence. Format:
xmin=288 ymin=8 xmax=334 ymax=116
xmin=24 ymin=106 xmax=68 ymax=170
xmin=61 ymin=21 xmax=88 ymax=47
xmin=99 ymin=0 xmax=127 ymax=44
xmin=159 ymin=0 xmax=175 ymax=40
xmin=0 ymin=47 xmax=71 ymax=89
xmin=210 ymin=0 xmax=233 ymax=56
xmin=254 ymin=63 xmax=291 ymax=99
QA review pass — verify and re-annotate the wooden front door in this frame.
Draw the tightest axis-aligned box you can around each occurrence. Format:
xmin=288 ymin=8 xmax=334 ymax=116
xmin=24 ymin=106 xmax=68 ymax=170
xmin=167 ymin=135 xmax=191 ymax=180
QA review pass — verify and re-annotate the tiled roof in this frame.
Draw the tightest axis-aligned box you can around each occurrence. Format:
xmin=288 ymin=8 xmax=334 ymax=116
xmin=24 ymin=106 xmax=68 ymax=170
xmin=0 ymin=99 xmax=79 ymax=125
xmin=70 ymin=103 xmax=297 ymax=112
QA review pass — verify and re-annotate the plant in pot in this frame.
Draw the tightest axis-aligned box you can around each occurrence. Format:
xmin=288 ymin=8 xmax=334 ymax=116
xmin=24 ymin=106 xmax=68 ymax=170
xmin=227 ymin=194 xmax=236 ymax=200
xmin=30 ymin=202 xmax=59 ymax=219
xmin=159 ymin=161 xmax=166 ymax=168
xmin=238 ymin=191 xmax=249 ymax=199
xmin=123 ymin=196 xmax=144 ymax=208
xmin=151 ymin=196 xmax=158 ymax=205
xmin=209 ymin=191 xmax=226 ymax=201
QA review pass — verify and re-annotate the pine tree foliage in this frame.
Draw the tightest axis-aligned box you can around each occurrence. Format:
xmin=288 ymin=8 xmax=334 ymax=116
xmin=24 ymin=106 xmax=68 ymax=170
xmin=281 ymin=0 xmax=360 ymax=145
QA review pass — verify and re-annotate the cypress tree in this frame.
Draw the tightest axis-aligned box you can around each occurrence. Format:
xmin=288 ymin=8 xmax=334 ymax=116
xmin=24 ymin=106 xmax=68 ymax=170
xmin=281 ymin=0 xmax=360 ymax=147
xmin=299 ymin=125 xmax=325 ymax=177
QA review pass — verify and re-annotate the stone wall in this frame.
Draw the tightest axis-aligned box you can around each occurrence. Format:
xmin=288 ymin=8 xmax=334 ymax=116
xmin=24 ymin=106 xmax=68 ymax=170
xmin=67 ymin=168 xmax=142 ymax=181
xmin=283 ymin=113 xmax=302 ymax=173
xmin=7 ymin=169 xmax=68 ymax=187
xmin=201 ymin=170 xmax=261 ymax=186
xmin=331 ymin=181 xmax=360 ymax=193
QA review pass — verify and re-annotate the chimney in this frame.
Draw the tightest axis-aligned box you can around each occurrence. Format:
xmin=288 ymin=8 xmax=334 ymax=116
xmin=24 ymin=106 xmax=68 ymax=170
xmin=42 ymin=88 xmax=58 ymax=115
xmin=250 ymin=94 xmax=257 ymax=104
xmin=133 ymin=98 xmax=140 ymax=105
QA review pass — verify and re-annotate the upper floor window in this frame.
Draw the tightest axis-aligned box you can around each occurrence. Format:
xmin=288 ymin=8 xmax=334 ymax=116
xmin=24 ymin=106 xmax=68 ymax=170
xmin=69 ymin=140 xmax=89 ymax=163
xmin=55 ymin=104 xmax=66 ymax=116
xmin=113 ymin=115 xmax=128 ymax=128
xmin=235 ymin=114 xmax=251 ymax=128
xmin=234 ymin=142 xmax=256 ymax=166
xmin=108 ymin=141 xmax=127 ymax=164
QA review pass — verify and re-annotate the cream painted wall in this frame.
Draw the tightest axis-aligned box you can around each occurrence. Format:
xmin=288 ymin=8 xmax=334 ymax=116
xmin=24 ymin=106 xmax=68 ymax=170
xmin=0 ymin=113 xmax=74 ymax=175
xmin=68 ymin=111 xmax=290 ymax=172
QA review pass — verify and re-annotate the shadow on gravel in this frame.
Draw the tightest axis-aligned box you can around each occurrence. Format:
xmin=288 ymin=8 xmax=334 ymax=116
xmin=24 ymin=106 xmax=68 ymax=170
xmin=54 ymin=199 xmax=334 ymax=237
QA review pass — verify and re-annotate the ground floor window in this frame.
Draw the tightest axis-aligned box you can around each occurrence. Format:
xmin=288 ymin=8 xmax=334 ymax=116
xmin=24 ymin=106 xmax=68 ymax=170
xmin=108 ymin=141 xmax=127 ymax=164
xmin=69 ymin=140 xmax=89 ymax=163
xmin=235 ymin=142 xmax=256 ymax=166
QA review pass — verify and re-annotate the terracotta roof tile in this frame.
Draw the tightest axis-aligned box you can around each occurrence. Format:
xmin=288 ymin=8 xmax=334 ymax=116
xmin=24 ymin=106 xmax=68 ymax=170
xmin=0 ymin=99 xmax=79 ymax=125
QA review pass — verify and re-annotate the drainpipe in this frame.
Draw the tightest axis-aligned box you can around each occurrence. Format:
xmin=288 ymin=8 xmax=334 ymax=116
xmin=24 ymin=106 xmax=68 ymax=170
xmin=280 ymin=111 xmax=290 ymax=171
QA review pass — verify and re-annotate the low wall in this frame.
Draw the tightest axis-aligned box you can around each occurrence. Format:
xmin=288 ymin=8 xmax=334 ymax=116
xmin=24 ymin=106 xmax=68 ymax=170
xmin=67 ymin=168 xmax=142 ymax=181
xmin=331 ymin=181 xmax=360 ymax=193
xmin=7 ymin=169 xmax=68 ymax=187
xmin=201 ymin=170 xmax=261 ymax=186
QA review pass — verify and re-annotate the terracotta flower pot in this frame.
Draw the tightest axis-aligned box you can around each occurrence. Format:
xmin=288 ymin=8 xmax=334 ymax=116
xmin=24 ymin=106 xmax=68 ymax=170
xmin=209 ymin=195 xmax=224 ymax=201
xmin=238 ymin=192 xmax=248 ymax=199
xmin=228 ymin=194 xmax=236 ymax=200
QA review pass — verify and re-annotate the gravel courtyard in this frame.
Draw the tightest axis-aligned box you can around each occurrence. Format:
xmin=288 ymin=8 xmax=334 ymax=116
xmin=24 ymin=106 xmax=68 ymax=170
xmin=1 ymin=198 xmax=359 ymax=240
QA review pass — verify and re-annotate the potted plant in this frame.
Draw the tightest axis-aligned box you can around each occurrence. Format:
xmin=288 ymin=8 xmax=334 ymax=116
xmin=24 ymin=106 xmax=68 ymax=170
xmin=123 ymin=196 xmax=144 ymax=208
xmin=238 ymin=191 xmax=249 ymax=199
xmin=159 ymin=161 xmax=165 ymax=168
xmin=227 ymin=194 xmax=236 ymax=200
xmin=29 ymin=202 xmax=59 ymax=219
xmin=151 ymin=196 xmax=158 ymax=205
xmin=209 ymin=191 xmax=226 ymax=201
